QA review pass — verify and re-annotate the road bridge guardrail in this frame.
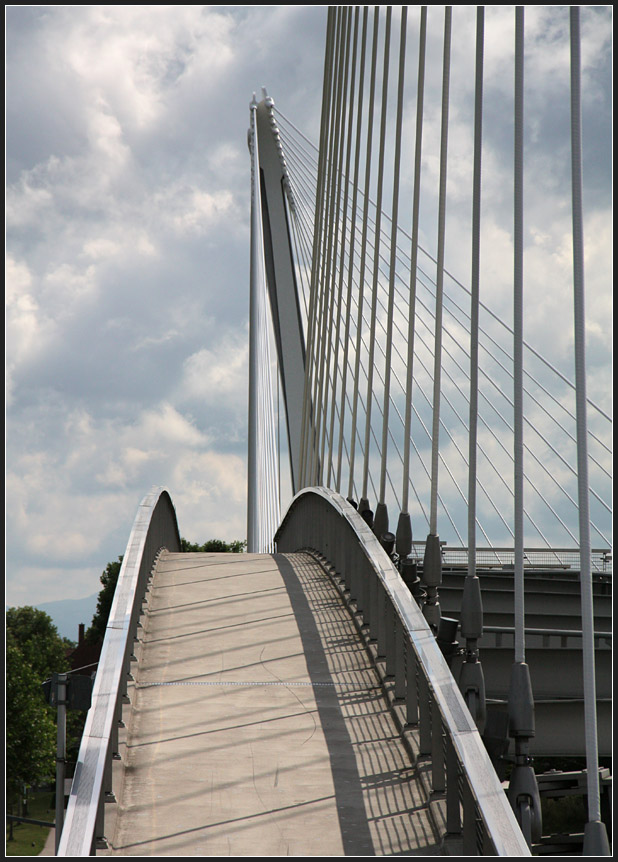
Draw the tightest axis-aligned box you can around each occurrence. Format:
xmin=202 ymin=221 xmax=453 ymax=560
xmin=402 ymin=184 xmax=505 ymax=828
xmin=275 ymin=486 xmax=531 ymax=856
xmin=57 ymin=486 xmax=181 ymax=857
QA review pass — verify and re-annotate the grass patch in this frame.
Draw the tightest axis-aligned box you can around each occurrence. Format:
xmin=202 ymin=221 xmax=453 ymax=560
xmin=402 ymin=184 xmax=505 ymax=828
xmin=6 ymin=790 xmax=54 ymax=856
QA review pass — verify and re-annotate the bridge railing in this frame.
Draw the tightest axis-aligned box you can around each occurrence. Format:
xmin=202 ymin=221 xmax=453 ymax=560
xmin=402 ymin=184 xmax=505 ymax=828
xmin=275 ymin=486 xmax=531 ymax=857
xmin=434 ymin=546 xmax=612 ymax=574
xmin=57 ymin=486 xmax=181 ymax=857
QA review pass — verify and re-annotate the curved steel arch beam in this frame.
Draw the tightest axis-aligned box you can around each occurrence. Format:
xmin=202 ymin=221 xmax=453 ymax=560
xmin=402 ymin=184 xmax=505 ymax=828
xmin=275 ymin=486 xmax=530 ymax=857
xmin=57 ymin=486 xmax=181 ymax=857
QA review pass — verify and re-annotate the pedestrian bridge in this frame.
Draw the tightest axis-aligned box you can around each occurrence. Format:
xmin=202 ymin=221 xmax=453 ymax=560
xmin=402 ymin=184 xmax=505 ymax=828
xmin=108 ymin=551 xmax=438 ymax=856
xmin=58 ymin=487 xmax=530 ymax=856
xmin=57 ymin=6 xmax=611 ymax=855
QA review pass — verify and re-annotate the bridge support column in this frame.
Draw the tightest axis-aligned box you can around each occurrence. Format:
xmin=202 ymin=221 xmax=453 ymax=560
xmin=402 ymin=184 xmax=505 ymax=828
xmin=373 ymin=501 xmax=389 ymax=543
xmin=507 ymin=661 xmax=542 ymax=847
xmin=405 ymin=642 xmax=418 ymax=727
xmin=583 ymin=820 xmax=611 ymax=856
xmin=400 ymin=557 xmax=425 ymax=606
xmin=394 ymin=618 xmax=406 ymax=700
xmin=358 ymin=497 xmax=372 ymax=529
xmin=422 ymin=533 xmax=442 ymax=631
xmin=459 ymin=573 xmax=486 ymax=732
xmin=395 ymin=511 xmax=413 ymax=558
xmin=445 ymin=735 xmax=461 ymax=837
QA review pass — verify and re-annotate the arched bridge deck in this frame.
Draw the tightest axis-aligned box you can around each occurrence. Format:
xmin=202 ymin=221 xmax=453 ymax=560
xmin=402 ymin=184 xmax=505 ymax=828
xmin=105 ymin=551 xmax=440 ymax=856
xmin=58 ymin=487 xmax=531 ymax=856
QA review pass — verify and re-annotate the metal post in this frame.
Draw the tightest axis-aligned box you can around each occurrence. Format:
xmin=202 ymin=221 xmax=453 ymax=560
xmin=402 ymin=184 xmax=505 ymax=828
xmin=54 ymin=672 xmax=67 ymax=855
xmin=405 ymin=641 xmax=418 ymax=726
xmin=569 ymin=8 xmax=610 ymax=855
xmin=247 ymin=96 xmax=261 ymax=552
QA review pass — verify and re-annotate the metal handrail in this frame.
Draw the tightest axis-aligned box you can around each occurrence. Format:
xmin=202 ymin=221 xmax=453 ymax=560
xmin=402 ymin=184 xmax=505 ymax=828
xmin=275 ymin=486 xmax=531 ymax=856
xmin=57 ymin=486 xmax=181 ymax=856
xmin=406 ymin=543 xmax=612 ymax=574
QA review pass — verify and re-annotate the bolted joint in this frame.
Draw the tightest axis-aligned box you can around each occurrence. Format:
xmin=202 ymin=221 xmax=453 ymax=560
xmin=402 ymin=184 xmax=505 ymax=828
xmin=508 ymin=661 xmax=535 ymax=739
xmin=459 ymin=657 xmax=486 ymax=730
xmin=422 ymin=533 xmax=442 ymax=587
xmin=373 ymin=502 xmax=389 ymax=542
xmin=436 ymin=616 xmax=460 ymax=666
xmin=422 ymin=587 xmax=441 ymax=630
xmin=395 ymin=511 xmax=413 ymax=558
xmin=460 ymin=574 xmax=483 ymax=640
xmin=399 ymin=558 xmax=426 ymax=605
xmin=380 ymin=531 xmax=395 ymax=556
xmin=507 ymin=762 xmax=542 ymax=846
xmin=582 ymin=820 xmax=611 ymax=856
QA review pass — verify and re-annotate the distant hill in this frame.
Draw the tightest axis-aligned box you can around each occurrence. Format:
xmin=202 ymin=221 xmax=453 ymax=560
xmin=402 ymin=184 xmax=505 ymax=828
xmin=10 ymin=594 xmax=100 ymax=642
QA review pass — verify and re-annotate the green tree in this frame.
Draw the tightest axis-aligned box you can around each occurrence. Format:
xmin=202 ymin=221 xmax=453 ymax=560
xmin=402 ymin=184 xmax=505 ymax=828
xmin=5 ymin=608 xmax=72 ymax=801
xmin=6 ymin=606 xmax=69 ymax=681
xmin=5 ymin=632 xmax=56 ymax=803
xmin=85 ymin=556 xmax=123 ymax=645
xmin=180 ymin=538 xmax=247 ymax=553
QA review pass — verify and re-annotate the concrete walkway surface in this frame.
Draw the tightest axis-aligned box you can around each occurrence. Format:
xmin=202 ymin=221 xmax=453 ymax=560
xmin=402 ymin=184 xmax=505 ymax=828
xmin=101 ymin=551 xmax=440 ymax=856
xmin=38 ymin=827 xmax=55 ymax=856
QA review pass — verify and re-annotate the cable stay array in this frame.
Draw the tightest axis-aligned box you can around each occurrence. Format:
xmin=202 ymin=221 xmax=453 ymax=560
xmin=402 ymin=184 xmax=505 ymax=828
xmin=249 ymin=7 xmax=611 ymax=854
xmin=276 ymin=105 xmax=611 ymax=558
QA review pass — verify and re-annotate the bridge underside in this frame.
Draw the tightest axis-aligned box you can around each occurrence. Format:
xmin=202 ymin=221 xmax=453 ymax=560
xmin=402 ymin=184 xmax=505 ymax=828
xmin=106 ymin=551 xmax=441 ymax=856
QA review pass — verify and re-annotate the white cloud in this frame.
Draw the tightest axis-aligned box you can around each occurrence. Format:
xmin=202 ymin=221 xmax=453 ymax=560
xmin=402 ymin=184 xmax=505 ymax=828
xmin=158 ymin=185 xmax=240 ymax=237
xmin=5 ymin=177 xmax=54 ymax=227
xmin=6 ymin=256 xmax=39 ymax=353
xmin=57 ymin=6 xmax=236 ymax=131
xmin=5 ymin=6 xmax=611 ymax=606
xmin=180 ymin=334 xmax=248 ymax=407
xmin=171 ymin=451 xmax=248 ymax=542
xmin=6 ymin=452 xmax=130 ymax=563
xmin=6 ymin=256 xmax=55 ymax=404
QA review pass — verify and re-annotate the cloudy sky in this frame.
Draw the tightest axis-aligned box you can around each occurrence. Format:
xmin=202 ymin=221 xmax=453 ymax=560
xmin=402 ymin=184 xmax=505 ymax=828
xmin=6 ymin=6 xmax=612 ymax=608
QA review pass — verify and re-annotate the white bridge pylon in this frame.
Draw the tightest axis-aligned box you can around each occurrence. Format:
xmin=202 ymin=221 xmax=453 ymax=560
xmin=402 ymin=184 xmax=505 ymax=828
xmin=249 ymin=92 xmax=309 ymax=506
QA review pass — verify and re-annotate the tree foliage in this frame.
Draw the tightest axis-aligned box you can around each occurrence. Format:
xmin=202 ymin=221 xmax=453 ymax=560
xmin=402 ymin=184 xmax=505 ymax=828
xmin=6 ymin=606 xmax=69 ymax=681
xmin=5 ymin=623 xmax=59 ymax=800
xmin=84 ymin=556 xmax=123 ymax=645
xmin=180 ymin=537 xmax=247 ymax=553
xmin=5 ymin=607 xmax=90 ymax=804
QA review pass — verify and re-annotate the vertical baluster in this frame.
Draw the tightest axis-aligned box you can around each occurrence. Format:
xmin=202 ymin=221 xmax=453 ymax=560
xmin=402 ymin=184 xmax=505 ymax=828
xmin=368 ymin=568 xmax=378 ymax=642
xmin=103 ymin=740 xmax=114 ymax=801
xmin=431 ymin=700 xmax=446 ymax=793
xmin=360 ymin=555 xmax=369 ymax=625
xmin=376 ymin=581 xmax=387 ymax=660
xmin=110 ymin=700 xmax=120 ymax=760
xmin=406 ymin=642 xmax=418 ymax=726
xmin=481 ymin=822 xmax=496 ymax=856
xmin=418 ymin=673 xmax=431 ymax=756
xmin=343 ymin=525 xmax=352 ymax=594
xmin=384 ymin=600 xmax=396 ymax=678
xmin=445 ymin=734 xmax=462 ymax=838
xmin=94 ymin=788 xmax=106 ymax=850
xmin=394 ymin=617 xmax=406 ymax=699
xmin=351 ymin=543 xmax=362 ymax=614
xmin=462 ymin=779 xmax=479 ymax=855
